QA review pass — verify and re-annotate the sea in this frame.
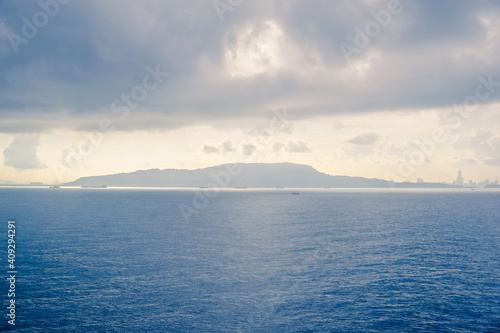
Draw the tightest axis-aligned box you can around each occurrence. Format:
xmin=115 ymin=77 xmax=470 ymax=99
xmin=0 ymin=187 xmax=499 ymax=332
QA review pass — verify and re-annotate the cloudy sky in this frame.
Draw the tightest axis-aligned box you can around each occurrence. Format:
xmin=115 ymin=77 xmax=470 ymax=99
xmin=1 ymin=0 xmax=499 ymax=184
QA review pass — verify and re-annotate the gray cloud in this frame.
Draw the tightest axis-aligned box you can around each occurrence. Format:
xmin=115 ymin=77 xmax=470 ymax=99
xmin=485 ymin=158 xmax=500 ymax=165
xmin=273 ymin=142 xmax=285 ymax=152
xmin=458 ymin=158 xmax=478 ymax=164
xmin=0 ymin=1 xmax=499 ymax=132
xmin=287 ymin=141 xmax=310 ymax=153
xmin=202 ymin=140 xmax=235 ymax=154
xmin=452 ymin=128 xmax=500 ymax=161
xmin=203 ymin=145 xmax=220 ymax=154
xmin=3 ymin=134 xmax=45 ymax=170
xmin=241 ymin=143 xmax=256 ymax=156
xmin=347 ymin=133 xmax=381 ymax=146
xmin=222 ymin=140 xmax=235 ymax=153
xmin=272 ymin=141 xmax=310 ymax=153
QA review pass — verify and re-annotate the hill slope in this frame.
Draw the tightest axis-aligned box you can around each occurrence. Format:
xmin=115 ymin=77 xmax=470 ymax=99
xmin=63 ymin=162 xmax=454 ymax=188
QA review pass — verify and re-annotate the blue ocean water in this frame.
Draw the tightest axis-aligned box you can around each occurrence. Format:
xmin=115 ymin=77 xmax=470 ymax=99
xmin=0 ymin=188 xmax=499 ymax=332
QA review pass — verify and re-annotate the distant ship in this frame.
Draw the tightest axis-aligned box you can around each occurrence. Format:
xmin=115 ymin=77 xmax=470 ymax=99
xmin=291 ymin=192 xmax=300 ymax=195
xmin=49 ymin=185 xmax=60 ymax=189
xmin=81 ymin=185 xmax=107 ymax=188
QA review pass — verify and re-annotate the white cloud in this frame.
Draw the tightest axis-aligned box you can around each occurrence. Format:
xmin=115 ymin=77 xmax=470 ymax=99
xmin=347 ymin=133 xmax=381 ymax=146
xmin=273 ymin=142 xmax=285 ymax=152
xmin=224 ymin=20 xmax=286 ymax=78
xmin=453 ymin=128 xmax=500 ymax=161
xmin=3 ymin=134 xmax=45 ymax=170
xmin=287 ymin=141 xmax=310 ymax=153
xmin=222 ymin=140 xmax=235 ymax=153
xmin=241 ymin=143 xmax=256 ymax=156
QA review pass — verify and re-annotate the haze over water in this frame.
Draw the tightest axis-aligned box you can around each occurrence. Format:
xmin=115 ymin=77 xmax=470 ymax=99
xmin=1 ymin=188 xmax=499 ymax=332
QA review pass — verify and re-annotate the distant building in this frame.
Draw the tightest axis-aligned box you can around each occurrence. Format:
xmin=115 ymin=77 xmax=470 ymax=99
xmin=478 ymin=179 xmax=490 ymax=188
xmin=453 ymin=170 xmax=464 ymax=186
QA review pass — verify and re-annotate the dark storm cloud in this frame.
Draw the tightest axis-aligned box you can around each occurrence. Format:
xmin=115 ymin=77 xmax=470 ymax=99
xmin=1 ymin=0 xmax=499 ymax=133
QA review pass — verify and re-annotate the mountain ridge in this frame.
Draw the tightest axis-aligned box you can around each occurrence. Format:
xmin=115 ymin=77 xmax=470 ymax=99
xmin=63 ymin=162 xmax=457 ymax=188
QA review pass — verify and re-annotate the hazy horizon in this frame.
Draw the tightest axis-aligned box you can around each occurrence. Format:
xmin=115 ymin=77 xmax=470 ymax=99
xmin=2 ymin=161 xmax=497 ymax=187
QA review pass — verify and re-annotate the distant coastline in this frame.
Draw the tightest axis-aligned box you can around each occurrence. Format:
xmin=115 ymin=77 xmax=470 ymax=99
xmin=61 ymin=162 xmax=475 ymax=189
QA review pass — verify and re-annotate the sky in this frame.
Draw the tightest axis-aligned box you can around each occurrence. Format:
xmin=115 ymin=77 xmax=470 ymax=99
xmin=0 ymin=0 xmax=500 ymax=184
